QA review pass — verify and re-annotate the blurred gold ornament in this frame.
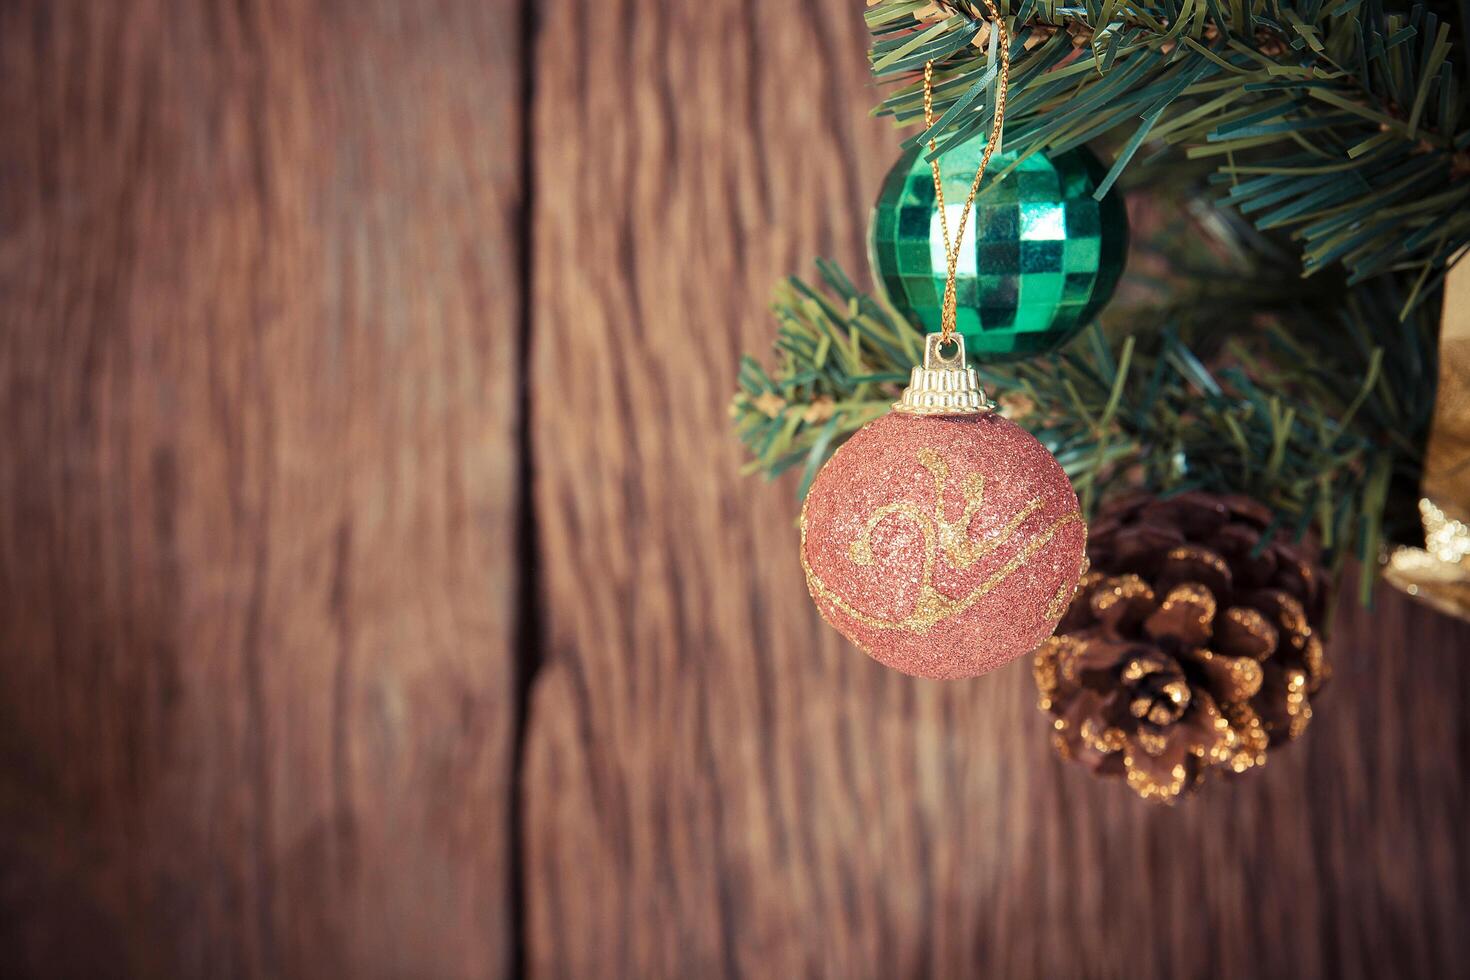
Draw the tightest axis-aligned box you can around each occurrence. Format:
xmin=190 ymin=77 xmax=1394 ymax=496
xmin=1385 ymin=255 xmax=1470 ymax=620
xmin=1384 ymin=498 xmax=1470 ymax=619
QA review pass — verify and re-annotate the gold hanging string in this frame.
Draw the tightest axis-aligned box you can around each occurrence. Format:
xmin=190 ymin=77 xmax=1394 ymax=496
xmin=922 ymin=0 xmax=1011 ymax=345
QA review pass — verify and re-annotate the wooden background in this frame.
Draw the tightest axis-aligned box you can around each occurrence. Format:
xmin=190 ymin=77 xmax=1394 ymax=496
xmin=1 ymin=1 xmax=1467 ymax=977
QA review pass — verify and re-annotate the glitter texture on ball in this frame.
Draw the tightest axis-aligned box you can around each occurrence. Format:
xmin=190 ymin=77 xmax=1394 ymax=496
xmin=800 ymin=412 xmax=1087 ymax=679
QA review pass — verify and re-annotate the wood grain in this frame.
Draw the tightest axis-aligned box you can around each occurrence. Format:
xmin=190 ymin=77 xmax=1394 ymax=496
xmin=0 ymin=2 xmax=522 ymax=977
xmin=521 ymin=1 xmax=1470 ymax=977
xmin=3 ymin=1 xmax=1468 ymax=977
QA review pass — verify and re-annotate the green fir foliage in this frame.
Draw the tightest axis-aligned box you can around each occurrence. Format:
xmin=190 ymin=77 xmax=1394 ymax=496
xmin=733 ymin=0 xmax=1459 ymax=600
xmin=869 ymin=0 xmax=1470 ymax=302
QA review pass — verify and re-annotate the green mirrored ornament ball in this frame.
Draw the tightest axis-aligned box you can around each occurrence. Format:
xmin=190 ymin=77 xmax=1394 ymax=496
xmin=868 ymin=140 xmax=1128 ymax=361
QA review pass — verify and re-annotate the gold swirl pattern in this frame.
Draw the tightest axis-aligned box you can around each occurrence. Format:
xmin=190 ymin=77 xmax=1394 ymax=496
xmin=801 ymin=448 xmax=1082 ymax=633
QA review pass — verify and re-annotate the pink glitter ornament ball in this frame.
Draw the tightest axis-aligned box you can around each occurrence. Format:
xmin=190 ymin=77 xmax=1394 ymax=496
xmin=801 ymin=411 xmax=1087 ymax=679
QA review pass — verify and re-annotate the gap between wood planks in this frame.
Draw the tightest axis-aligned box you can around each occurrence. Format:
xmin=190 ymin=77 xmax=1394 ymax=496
xmin=510 ymin=0 xmax=545 ymax=974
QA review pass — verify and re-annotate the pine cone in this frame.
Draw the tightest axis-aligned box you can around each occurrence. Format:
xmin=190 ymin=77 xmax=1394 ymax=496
xmin=1034 ymin=491 xmax=1331 ymax=803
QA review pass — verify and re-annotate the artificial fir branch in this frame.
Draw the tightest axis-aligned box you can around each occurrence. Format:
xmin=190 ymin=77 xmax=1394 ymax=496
xmin=731 ymin=195 xmax=1438 ymax=600
xmin=866 ymin=0 xmax=1470 ymax=302
xmin=732 ymin=1 xmax=1456 ymax=603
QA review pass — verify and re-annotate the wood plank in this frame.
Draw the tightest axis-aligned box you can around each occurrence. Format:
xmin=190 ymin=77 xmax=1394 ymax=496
xmin=0 ymin=2 xmax=523 ymax=976
xmin=523 ymin=0 xmax=1470 ymax=976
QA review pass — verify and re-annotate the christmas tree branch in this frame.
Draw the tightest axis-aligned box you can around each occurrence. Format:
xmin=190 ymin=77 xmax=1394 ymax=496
xmin=731 ymin=245 xmax=1438 ymax=600
xmin=867 ymin=0 xmax=1470 ymax=303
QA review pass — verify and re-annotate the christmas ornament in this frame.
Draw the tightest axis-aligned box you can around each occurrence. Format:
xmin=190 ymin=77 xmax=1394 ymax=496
xmin=801 ymin=8 xmax=1087 ymax=679
xmin=1385 ymin=257 xmax=1470 ymax=621
xmin=1034 ymin=492 xmax=1331 ymax=803
xmin=801 ymin=333 xmax=1087 ymax=678
xmin=868 ymin=139 xmax=1127 ymax=360
xmin=1385 ymin=499 xmax=1470 ymax=619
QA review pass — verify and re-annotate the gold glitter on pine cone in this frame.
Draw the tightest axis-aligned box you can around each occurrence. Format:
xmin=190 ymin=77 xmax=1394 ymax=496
xmin=1035 ymin=491 xmax=1331 ymax=804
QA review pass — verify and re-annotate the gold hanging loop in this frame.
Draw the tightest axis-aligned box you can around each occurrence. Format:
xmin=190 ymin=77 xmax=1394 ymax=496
xmin=922 ymin=0 xmax=1011 ymax=346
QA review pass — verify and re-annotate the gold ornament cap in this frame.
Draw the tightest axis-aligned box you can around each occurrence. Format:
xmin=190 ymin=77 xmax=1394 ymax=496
xmin=893 ymin=333 xmax=995 ymax=416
